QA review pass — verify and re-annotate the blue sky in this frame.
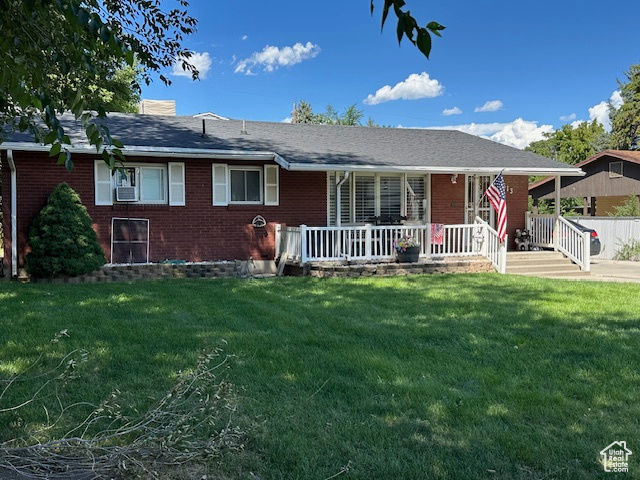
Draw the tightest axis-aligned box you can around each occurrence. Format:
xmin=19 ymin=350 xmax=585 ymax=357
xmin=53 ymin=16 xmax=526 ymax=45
xmin=141 ymin=0 xmax=638 ymax=149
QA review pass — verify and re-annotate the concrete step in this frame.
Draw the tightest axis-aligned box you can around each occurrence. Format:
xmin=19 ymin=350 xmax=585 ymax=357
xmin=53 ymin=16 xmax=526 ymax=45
xmin=505 ymin=250 xmax=589 ymax=278
xmin=507 ymin=263 xmax=580 ymax=275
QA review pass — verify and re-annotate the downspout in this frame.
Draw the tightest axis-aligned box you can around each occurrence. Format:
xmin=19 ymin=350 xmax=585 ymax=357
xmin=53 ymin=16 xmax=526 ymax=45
xmin=336 ymin=171 xmax=349 ymax=227
xmin=7 ymin=150 xmax=17 ymax=277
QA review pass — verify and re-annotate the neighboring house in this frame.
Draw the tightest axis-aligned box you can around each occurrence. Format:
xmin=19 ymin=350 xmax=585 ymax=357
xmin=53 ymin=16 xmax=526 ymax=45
xmin=529 ymin=150 xmax=640 ymax=216
xmin=1 ymin=114 xmax=583 ymax=277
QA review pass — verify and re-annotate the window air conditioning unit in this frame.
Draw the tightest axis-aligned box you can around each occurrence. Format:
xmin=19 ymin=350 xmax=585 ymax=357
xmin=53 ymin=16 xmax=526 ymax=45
xmin=116 ymin=186 xmax=138 ymax=202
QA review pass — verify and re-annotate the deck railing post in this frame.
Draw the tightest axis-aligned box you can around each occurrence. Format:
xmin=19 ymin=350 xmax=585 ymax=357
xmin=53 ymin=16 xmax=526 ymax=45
xmin=275 ymin=224 xmax=282 ymax=259
xmin=300 ymin=224 xmax=308 ymax=263
xmin=499 ymin=235 xmax=508 ymax=274
xmin=583 ymin=231 xmax=591 ymax=272
xmin=365 ymin=224 xmax=372 ymax=260
xmin=553 ymin=216 xmax=560 ymax=251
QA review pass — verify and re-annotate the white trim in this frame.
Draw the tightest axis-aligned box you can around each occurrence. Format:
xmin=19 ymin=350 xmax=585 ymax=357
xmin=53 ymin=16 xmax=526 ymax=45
xmin=283 ymin=162 xmax=585 ymax=176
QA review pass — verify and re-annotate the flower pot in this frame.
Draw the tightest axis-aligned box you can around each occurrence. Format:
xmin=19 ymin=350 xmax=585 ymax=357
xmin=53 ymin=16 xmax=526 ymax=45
xmin=397 ymin=246 xmax=420 ymax=263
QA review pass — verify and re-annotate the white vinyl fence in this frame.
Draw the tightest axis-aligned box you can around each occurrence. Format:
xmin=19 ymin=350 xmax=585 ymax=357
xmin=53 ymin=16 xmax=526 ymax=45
xmin=572 ymin=217 xmax=640 ymax=260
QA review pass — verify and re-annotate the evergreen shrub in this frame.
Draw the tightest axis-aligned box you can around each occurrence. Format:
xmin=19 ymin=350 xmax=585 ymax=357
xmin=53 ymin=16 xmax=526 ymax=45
xmin=26 ymin=183 xmax=105 ymax=277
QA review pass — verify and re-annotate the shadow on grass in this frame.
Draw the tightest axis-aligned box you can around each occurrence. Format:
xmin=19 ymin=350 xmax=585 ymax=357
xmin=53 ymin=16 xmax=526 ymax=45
xmin=0 ymin=274 xmax=638 ymax=479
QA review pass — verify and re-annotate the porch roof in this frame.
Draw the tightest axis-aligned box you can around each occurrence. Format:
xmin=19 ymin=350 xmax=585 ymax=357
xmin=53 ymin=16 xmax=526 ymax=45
xmin=2 ymin=113 xmax=584 ymax=176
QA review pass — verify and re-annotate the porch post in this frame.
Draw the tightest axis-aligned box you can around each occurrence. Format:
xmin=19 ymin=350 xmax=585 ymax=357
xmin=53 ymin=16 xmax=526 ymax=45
xmin=553 ymin=175 xmax=561 ymax=251
xmin=275 ymin=224 xmax=282 ymax=259
xmin=300 ymin=224 xmax=308 ymax=263
xmin=364 ymin=224 xmax=372 ymax=260
xmin=499 ymin=235 xmax=508 ymax=274
xmin=583 ymin=231 xmax=591 ymax=272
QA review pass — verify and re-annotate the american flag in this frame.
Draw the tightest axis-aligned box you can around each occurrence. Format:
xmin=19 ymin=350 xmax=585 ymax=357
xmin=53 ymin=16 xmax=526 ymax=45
xmin=485 ymin=173 xmax=507 ymax=242
xmin=430 ymin=223 xmax=444 ymax=245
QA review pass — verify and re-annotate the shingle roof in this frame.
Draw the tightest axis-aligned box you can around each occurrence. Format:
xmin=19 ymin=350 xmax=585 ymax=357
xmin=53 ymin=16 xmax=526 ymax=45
xmin=4 ymin=113 xmax=583 ymax=175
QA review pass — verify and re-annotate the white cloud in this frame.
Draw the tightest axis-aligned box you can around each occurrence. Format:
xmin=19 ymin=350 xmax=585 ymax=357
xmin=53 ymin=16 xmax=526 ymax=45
xmin=588 ymin=90 xmax=624 ymax=131
xmin=442 ymin=107 xmax=462 ymax=116
xmin=171 ymin=51 xmax=213 ymax=80
xmin=474 ymin=100 xmax=503 ymax=113
xmin=363 ymin=72 xmax=444 ymax=105
xmin=281 ymin=117 xmax=293 ymax=123
xmin=171 ymin=52 xmax=212 ymax=80
xmin=241 ymin=35 xmax=248 ymax=41
xmin=560 ymin=113 xmax=576 ymax=121
xmin=234 ymin=41 xmax=320 ymax=75
xmin=427 ymin=118 xmax=553 ymax=149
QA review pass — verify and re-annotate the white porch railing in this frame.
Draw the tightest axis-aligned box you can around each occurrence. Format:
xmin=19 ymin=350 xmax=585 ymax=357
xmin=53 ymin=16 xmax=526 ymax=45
xmin=525 ymin=212 xmax=555 ymax=248
xmin=276 ymin=223 xmax=501 ymax=268
xmin=525 ymin=213 xmax=591 ymax=271
xmin=556 ymin=216 xmax=591 ymax=272
xmin=474 ymin=217 xmax=507 ymax=274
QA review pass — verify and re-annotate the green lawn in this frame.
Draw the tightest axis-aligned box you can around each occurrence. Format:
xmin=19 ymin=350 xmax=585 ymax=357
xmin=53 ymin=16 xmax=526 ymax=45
xmin=1 ymin=274 xmax=639 ymax=479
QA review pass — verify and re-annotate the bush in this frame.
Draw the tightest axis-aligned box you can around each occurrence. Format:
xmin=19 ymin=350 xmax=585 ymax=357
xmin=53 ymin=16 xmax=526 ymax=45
xmin=614 ymin=238 xmax=640 ymax=261
xmin=26 ymin=183 xmax=105 ymax=277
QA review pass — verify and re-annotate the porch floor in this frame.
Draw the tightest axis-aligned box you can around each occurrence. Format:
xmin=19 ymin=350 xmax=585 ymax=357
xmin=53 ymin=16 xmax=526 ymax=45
xmin=284 ymin=256 xmax=494 ymax=278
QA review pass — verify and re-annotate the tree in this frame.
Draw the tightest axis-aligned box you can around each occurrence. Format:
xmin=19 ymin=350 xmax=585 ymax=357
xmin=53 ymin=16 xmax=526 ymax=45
xmin=293 ymin=101 xmax=366 ymax=126
xmin=25 ymin=183 xmax=105 ymax=277
xmin=371 ymin=1 xmax=445 ymax=59
xmin=609 ymin=194 xmax=640 ymax=217
xmin=1 ymin=0 xmax=197 ymax=170
xmin=525 ymin=121 xmax=608 ymax=165
xmin=1 ymin=1 xmax=438 ymax=171
xmin=85 ymin=61 xmax=143 ymax=114
xmin=609 ymin=63 xmax=640 ymax=150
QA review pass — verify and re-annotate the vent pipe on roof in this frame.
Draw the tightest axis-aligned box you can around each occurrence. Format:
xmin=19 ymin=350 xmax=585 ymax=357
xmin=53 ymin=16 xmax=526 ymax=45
xmin=201 ymin=119 xmax=206 ymax=137
xmin=241 ymin=120 xmax=248 ymax=135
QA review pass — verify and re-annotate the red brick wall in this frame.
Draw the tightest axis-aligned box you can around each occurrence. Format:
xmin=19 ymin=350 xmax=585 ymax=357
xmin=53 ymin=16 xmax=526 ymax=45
xmin=430 ymin=174 xmax=466 ymax=224
xmin=1 ymin=152 xmax=534 ymax=272
xmin=2 ymin=152 xmax=327 ymax=268
xmin=504 ymin=175 xmax=529 ymax=249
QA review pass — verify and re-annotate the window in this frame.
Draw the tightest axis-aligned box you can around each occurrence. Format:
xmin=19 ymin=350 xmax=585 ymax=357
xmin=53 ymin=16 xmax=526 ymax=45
xmin=379 ymin=176 xmax=402 ymax=218
xmin=610 ymin=161 xmax=623 ymax=178
xmin=211 ymin=164 xmax=279 ymax=206
xmin=230 ymin=168 xmax=262 ymax=203
xmin=327 ymin=172 xmax=429 ymax=225
xmin=354 ymin=175 xmax=376 ymax=223
xmin=94 ymin=161 xmax=185 ymax=206
xmin=116 ymin=166 xmax=166 ymax=203
xmin=406 ymin=176 xmax=425 ymax=222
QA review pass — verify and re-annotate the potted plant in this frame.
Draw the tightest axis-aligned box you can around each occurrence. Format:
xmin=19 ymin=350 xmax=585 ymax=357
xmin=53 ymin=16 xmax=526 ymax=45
xmin=394 ymin=235 xmax=421 ymax=263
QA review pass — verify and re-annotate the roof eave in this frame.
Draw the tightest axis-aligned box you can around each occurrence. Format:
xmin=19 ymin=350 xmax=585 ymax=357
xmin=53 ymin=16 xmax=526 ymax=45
xmin=284 ymin=162 xmax=585 ymax=176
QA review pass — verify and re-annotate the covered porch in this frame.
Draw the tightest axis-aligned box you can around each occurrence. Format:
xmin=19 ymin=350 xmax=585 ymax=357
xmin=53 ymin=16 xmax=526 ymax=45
xmin=276 ymin=218 xmax=508 ymax=273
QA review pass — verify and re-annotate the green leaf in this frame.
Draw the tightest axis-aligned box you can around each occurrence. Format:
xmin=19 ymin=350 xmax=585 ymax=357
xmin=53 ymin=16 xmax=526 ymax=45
xmin=49 ymin=143 xmax=62 ymax=157
xmin=427 ymin=21 xmax=446 ymax=37
xmin=396 ymin=15 xmax=405 ymax=44
xmin=43 ymin=130 xmax=57 ymax=145
xmin=417 ymin=28 xmax=432 ymax=59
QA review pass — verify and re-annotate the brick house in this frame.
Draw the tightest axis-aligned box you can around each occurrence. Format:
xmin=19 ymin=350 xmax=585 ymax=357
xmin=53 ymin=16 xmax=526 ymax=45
xmin=1 ymin=114 xmax=583 ymax=277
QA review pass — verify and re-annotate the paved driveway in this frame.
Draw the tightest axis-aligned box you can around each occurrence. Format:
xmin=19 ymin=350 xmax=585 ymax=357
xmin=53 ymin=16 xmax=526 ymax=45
xmin=589 ymin=259 xmax=640 ymax=283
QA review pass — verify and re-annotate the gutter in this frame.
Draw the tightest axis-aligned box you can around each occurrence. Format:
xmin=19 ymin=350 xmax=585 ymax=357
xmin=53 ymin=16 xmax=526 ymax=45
xmin=335 ymin=172 xmax=350 ymax=227
xmin=282 ymin=163 xmax=586 ymax=177
xmin=7 ymin=150 xmax=17 ymax=278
